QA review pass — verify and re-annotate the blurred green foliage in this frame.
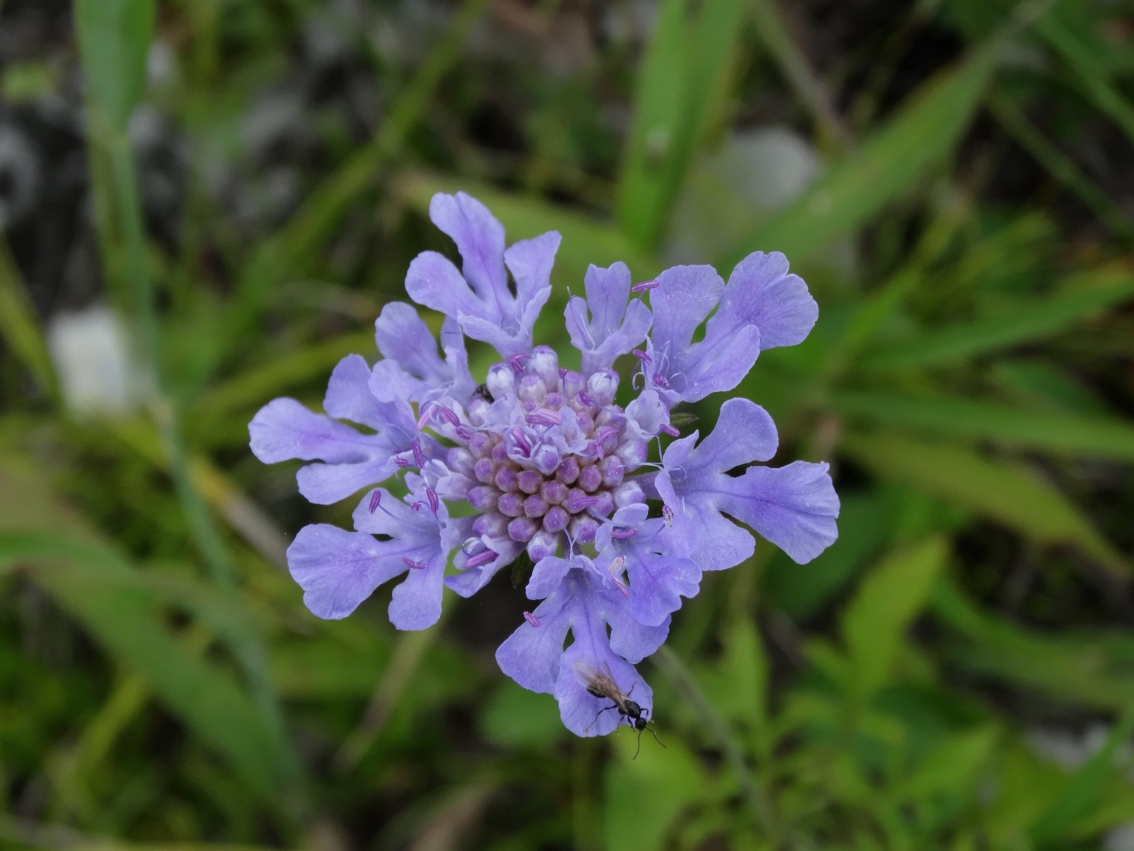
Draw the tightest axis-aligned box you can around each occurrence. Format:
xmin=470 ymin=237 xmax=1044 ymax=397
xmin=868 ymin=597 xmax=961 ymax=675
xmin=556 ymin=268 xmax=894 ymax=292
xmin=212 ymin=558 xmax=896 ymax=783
xmin=1 ymin=0 xmax=1134 ymax=849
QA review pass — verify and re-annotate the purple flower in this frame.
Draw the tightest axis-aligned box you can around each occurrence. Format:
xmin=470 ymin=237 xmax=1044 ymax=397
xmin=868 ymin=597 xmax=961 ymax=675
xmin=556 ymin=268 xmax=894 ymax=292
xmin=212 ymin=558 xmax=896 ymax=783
xmin=496 ymin=554 xmax=666 ymax=735
xmin=565 ymin=261 xmax=652 ymax=376
xmin=249 ymin=191 xmax=838 ymax=737
xmin=249 ymin=354 xmax=421 ymax=504
xmin=653 ymin=398 xmax=840 ymax=569
xmin=642 ymin=253 xmax=818 ymax=405
xmin=405 ymin=192 xmax=558 ymax=359
xmin=286 ymin=475 xmax=467 ymax=629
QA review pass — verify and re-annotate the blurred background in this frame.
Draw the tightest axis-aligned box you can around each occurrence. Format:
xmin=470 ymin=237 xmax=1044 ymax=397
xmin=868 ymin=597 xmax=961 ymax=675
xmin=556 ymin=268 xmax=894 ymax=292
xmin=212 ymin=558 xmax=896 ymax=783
xmin=1 ymin=0 xmax=1133 ymax=848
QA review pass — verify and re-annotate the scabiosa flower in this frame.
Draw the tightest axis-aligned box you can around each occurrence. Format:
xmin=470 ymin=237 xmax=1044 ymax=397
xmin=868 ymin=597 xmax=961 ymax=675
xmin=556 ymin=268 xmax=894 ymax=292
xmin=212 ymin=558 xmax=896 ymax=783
xmin=250 ymin=191 xmax=840 ymax=736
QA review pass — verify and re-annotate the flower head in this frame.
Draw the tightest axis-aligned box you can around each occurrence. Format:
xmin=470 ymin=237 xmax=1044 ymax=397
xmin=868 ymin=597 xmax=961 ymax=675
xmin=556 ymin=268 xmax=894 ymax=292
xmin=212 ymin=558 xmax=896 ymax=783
xmin=250 ymin=191 xmax=839 ymax=735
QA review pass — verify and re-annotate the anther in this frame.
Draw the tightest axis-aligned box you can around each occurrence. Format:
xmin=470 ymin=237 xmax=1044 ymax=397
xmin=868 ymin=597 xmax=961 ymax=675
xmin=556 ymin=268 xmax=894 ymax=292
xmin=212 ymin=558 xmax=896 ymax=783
xmin=416 ymin=405 xmax=434 ymax=430
xmin=577 ymin=391 xmax=596 ymax=408
xmin=612 ymin=527 xmax=638 ymax=539
xmin=455 ymin=425 xmax=473 ymax=440
xmin=659 ymin=423 xmax=680 ymax=437
xmin=523 ymin=611 xmax=541 ymax=628
xmin=525 ymin=408 xmax=562 ymax=427
xmin=632 ymin=349 xmax=652 ymax=365
xmin=631 ymin=279 xmax=659 ymax=292
xmin=402 ymin=557 xmax=427 ymax=570
xmin=368 ymin=490 xmax=382 ymax=514
xmin=412 ymin=437 xmax=425 ymax=467
xmin=464 ymin=549 xmax=498 ymax=569
xmin=652 ymin=373 xmax=670 ymax=389
xmin=425 ymin=486 xmax=440 ymax=514
xmin=662 ymin=505 xmax=675 ymax=526
xmin=507 ymin=353 xmax=530 ymax=374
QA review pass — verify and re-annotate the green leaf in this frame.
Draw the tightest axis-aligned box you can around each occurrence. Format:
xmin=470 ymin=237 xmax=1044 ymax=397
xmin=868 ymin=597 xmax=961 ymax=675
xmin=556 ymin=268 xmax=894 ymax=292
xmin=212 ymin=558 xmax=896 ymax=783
xmin=1035 ymin=7 xmax=1134 ymax=148
xmin=74 ymin=0 xmax=155 ymax=133
xmin=859 ymin=264 xmax=1134 ymax=371
xmin=1030 ymin=709 xmax=1134 ymax=847
xmin=932 ymin=579 xmax=1134 ymax=712
xmin=841 ymin=537 xmax=948 ymax=700
xmin=603 ymin=732 xmax=709 ymax=851
xmin=616 ymin=0 xmax=748 ymax=249
xmin=0 ymin=457 xmax=302 ymax=804
xmin=828 ymin=391 xmax=1134 ymax=461
xmin=0 ymin=239 xmax=57 ymax=401
xmin=842 ymin=432 xmax=1129 ymax=578
xmin=724 ymin=41 xmax=998 ymax=265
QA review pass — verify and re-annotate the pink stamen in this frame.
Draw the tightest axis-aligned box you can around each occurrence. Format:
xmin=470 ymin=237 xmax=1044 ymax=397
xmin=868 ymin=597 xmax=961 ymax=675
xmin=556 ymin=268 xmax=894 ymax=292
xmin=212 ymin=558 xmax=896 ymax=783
xmin=631 ymin=279 xmax=659 ymax=292
xmin=652 ymin=373 xmax=670 ymax=389
xmin=526 ymin=408 xmax=562 ymax=427
xmin=436 ymin=406 xmax=460 ymax=426
xmin=395 ymin=456 xmax=411 ymax=468
xmin=523 ymin=611 xmax=540 ymax=628
xmin=455 ymin=425 xmax=473 ymax=440
xmin=662 ymin=505 xmax=674 ymax=526
xmin=507 ymin=353 xmax=530 ymax=374
xmin=416 ymin=405 xmax=434 ymax=430
xmin=402 ymin=557 xmax=427 ymax=570
xmin=412 ymin=437 xmax=425 ymax=467
xmin=577 ymin=391 xmax=596 ymax=408
xmin=632 ymin=349 xmax=652 ymax=365
xmin=611 ymin=527 xmax=637 ymax=539
xmin=558 ymin=367 xmax=568 ymax=380
xmin=511 ymin=427 xmax=532 ymax=455
xmin=464 ymin=549 xmax=498 ymax=569
xmin=368 ymin=490 xmax=382 ymax=514
xmin=426 ymin=486 xmax=440 ymax=514
xmin=608 ymin=555 xmax=627 ymax=576
xmin=659 ymin=423 xmax=680 ymax=437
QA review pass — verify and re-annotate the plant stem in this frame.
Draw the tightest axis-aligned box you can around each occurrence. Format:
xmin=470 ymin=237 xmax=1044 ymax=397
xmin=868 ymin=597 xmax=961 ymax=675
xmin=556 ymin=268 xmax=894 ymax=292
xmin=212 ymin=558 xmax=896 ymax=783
xmin=654 ymin=645 xmax=783 ymax=846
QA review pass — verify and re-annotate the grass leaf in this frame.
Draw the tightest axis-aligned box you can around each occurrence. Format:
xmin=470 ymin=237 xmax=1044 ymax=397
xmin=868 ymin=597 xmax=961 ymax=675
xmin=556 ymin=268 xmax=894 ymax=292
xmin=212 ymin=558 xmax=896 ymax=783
xmin=829 ymin=391 xmax=1134 ymax=461
xmin=859 ymin=263 xmax=1134 ymax=371
xmin=723 ymin=40 xmax=998 ymax=265
xmin=841 ymin=537 xmax=948 ymax=700
xmin=842 ymin=432 xmax=1129 ymax=578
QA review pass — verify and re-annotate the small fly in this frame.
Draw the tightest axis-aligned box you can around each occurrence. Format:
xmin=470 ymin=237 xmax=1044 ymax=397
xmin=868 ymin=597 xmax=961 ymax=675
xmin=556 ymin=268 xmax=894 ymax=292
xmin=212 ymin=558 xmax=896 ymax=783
xmin=575 ymin=660 xmax=665 ymax=758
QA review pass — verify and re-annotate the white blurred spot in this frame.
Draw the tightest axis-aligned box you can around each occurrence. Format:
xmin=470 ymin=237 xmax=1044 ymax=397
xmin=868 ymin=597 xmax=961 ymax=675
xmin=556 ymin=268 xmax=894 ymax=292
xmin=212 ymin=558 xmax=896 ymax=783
xmin=47 ymin=307 xmax=146 ymax=417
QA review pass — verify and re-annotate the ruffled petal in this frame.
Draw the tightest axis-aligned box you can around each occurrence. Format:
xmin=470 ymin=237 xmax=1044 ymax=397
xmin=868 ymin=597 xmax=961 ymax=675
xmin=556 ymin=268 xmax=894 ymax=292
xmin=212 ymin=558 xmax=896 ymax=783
xmin=711 ymin=251 xmax=818 ymax=351
xmin=296 ymin=459 xmax=397 ymax=505
xmin=405 ymin=251 xmax=486 ymax=322
xmin=287 ymin=524 xmax=412 ymax=620
xmin=249 ymin=398 xmax=386 ymax=464
xmin=717 ymin=461 xmax=840 ymax=564
xmin=445 ymin=536 xmax=522 ymax=597
xmin=662 ymin=399 xmax=838 ymax=566
xmin=504 ymin=231 xmax=558 ymax=317
xmin=566 ymin=262 xmax=653 ymax=375
xmin=374 ymin=302 xmax=450 ymax=388
xmin=495 ymin=589 xmax=572 ymax=694
xmin=429 ymin=191 xmax=509 ymax=310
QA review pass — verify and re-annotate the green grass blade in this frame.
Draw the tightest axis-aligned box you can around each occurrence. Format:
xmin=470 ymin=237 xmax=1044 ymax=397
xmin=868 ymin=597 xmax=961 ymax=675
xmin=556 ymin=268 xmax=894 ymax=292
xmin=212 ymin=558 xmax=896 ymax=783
xmin=841 ymin=537 xmax=948 ymax=700
xmin=828 ymin=391 xmax=1134 ymax=461
xmin=859 ymin=264 xmax=1134 ymax=371
xmin=722 ymin=40 xmax=998 ymax=265
xmin=988 ymin=90 xmax=1134 ymax=241
xmin=1035 ymin=9 xmax=1134 ymax=148
xmin=932 ymin=578 xmax=1134 ymax=712
xmin=1030 ymin=708 xmax=1134 ymax=846
xmin=0 ymin=238 xmax=58 ymax=401
xmin=0 ymin=461 xmax=303 ymax=805
xmin=73 ymin=0 xmax=154 ymax=132
xmin=616 ymin=0 xmax=748 ymax=250
xmin=842 ymin=432 xmax=1129 ymax=578
xmin=222 ymin=0 xmax=491 ymax=356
